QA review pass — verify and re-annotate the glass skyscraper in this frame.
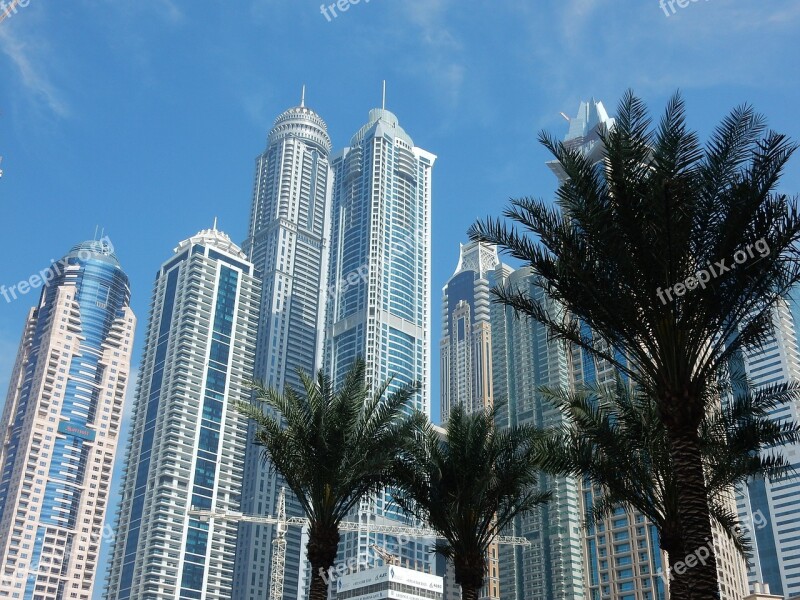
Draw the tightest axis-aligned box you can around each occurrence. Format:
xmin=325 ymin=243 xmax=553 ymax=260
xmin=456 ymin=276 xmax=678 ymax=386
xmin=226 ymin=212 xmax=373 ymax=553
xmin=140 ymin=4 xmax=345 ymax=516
xmin=104 ymin=227 xmax=260 ymax=600
xmin=0 ymin=240 xmax=136 ymax=600
xmin=324 ymin=106 xmax=436 ymax=570
xmin=234 ymin=97 xmax=333 ymax=600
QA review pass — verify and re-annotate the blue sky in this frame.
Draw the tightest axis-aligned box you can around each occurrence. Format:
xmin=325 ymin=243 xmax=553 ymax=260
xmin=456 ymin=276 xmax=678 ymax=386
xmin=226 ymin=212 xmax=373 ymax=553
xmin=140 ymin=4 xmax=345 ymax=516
xmin=0 ymin=0 xmax=798 ymax=594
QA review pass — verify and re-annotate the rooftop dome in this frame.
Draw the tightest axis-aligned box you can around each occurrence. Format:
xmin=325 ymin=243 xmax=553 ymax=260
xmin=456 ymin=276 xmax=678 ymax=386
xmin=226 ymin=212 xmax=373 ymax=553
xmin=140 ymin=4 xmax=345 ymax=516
xmin=175 ymin=223 xmax=247 ymax=259
xmin=267 ymin=91 xmax=332 ymax=153
xmin=350 ymin=108 xmax=414 ymax=148
xmin=66 ymin=239 xmax=121 ymax=268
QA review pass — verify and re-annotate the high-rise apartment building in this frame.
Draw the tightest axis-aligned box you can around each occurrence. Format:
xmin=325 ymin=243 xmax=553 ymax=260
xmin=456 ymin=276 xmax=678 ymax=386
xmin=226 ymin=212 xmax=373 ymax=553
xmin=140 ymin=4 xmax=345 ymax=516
xmin=439 ymin=241 xmax=508 ymax=600
xmin=324 ymin=106 xmax=436 ymax=570
xmin=234 ymin=95 xmax=333 ymax=600
xmin=736 ymin=298 xmax=800 ymax=598
xmin=104 ymin=227 xmax=260 ymax=600
xmin=440 ymin=241 xmax=503 ymax=421
xmin=0 ymin=239 xmax=135 ymax=600
xmin=492 ymin=267 xmax=586 ymax=600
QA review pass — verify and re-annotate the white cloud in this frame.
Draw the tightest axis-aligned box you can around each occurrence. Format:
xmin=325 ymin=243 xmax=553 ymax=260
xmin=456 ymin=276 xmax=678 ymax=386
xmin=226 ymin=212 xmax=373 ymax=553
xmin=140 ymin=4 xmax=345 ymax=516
xmin=0 ymin=26 xmax=69 ymax=117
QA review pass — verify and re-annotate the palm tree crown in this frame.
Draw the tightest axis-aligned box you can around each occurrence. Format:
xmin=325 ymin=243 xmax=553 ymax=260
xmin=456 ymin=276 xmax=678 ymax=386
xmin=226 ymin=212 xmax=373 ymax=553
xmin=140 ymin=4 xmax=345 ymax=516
xmin=470 ymin=91 xmax=800 ymax=599
xmin=237 ymin=357 xmax=425 ymax=600
xmin=392 ymin=404 xmax=550 ymax=600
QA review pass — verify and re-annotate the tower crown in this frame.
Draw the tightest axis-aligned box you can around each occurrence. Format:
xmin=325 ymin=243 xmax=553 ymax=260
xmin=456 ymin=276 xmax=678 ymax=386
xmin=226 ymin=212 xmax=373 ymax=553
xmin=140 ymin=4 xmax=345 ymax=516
xmin=268 ymin=104 xmax=332 ymax=153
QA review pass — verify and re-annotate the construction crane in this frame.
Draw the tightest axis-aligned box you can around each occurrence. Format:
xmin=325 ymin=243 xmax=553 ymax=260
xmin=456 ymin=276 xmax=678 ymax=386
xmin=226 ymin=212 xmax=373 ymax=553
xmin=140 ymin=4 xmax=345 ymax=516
xmin=0 ymin=0 xmax=21 ymax=24
xmin=370 ymin=544 xmax=400 ymax=566
xmin=190 ymin=504 xmax=531 ymax=547
xmin=190 ymin=497 xmax=530 ymax=599
xmin=269 ymin=488 xmax=288 ymax=600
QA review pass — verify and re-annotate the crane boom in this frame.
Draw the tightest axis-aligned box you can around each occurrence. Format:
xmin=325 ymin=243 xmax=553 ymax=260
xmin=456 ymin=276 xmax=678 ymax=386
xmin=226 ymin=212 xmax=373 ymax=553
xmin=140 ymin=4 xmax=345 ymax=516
xmin=189 ymin=507 xmax=531 ymax=546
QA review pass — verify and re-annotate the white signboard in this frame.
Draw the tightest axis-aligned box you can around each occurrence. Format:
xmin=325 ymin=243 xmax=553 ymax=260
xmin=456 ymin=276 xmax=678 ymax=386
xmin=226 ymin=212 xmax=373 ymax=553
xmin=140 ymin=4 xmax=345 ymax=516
xmin=338 ymin=566 xmax=443 ymax=594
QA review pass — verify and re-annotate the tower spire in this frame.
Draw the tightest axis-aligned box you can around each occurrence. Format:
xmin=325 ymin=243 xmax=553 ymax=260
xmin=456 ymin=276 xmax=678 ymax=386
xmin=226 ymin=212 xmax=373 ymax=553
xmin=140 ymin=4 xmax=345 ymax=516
xmin=212 ymin=216 xmax=218 ymax=231
xmin=301 ymin=85 xmax=306 ymax=108
xmin=382 ymin=80 xmax=386 ymax=110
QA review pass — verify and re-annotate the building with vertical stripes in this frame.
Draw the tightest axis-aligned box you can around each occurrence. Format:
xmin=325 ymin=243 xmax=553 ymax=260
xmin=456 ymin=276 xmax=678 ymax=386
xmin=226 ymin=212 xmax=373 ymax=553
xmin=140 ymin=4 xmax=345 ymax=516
xmin=324 ymin=105 xmax=436 ymax=573
xmin=234 ymin=95 xmax=333 ymax=600
xmin=104 ymin=227 xmax=260 ymax=600
xmin=439 ymin=241 xmax=507 ymax=600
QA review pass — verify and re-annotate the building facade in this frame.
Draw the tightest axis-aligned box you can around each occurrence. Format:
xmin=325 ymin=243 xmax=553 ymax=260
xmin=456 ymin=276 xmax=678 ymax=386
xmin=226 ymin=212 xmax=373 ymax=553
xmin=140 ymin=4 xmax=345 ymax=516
xmin=104 ymin=227 xmax=260 ymax=600
xmin=439 ymin=241 xmax=507 ymax=600
xmin=324 ymin=106 xmax=436 ymax=571
xmin=492 ymin=267 xmax=587 ymax=600
xmin=736 ymin=298 xmax=800 ymax=598
xmin=0 ymin=239 xmax=135 ymax=600
xmin=234 ymin=97 xmax=333 ymax=600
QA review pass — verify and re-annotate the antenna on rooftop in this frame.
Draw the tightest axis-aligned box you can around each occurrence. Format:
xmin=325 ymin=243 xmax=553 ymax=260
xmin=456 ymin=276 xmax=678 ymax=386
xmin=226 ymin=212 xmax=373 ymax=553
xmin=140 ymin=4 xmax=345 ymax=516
xmin=382 ymin=80 xmax=386 ymax=111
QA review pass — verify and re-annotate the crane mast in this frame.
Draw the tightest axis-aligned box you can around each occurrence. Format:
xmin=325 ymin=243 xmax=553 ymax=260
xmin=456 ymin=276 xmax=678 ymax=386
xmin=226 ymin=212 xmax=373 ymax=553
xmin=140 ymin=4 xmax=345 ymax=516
xmin=269 ymin=488 xmax=288 ymax=600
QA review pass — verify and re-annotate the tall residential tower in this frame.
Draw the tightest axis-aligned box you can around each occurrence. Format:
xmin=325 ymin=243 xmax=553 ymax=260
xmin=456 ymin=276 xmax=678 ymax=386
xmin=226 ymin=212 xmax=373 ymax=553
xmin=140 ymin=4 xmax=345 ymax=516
xmin=324 ymin=106 xmax=436 ymax=570
xmin=735 ymin=298 xmax=800 ymax=598
xmin=439 ymin=241 xmax=508 ymax=600
xmin=234 ymin=96 xmax=333 ymax=600
xmin=104 ymin=227 xmax=260 ymax=600
xmin=0 ymin=239 xmax=135 ymax=600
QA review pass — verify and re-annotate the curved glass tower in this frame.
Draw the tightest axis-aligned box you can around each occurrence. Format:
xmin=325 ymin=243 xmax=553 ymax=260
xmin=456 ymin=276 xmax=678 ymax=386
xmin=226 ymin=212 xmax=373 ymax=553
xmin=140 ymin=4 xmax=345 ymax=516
xmin=234 ymin=98 xmax=333 ymax=600
xmin=0 ymin=240 xmax=136 ymax=600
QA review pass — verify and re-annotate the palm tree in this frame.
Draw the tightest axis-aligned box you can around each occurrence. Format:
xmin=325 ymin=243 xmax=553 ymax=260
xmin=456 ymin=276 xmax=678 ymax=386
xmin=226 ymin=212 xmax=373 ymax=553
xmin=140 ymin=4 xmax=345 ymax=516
xmin=237 ymin=358 xmax=425 ymax=600
xmin=535 ymin=373 xmax=800 ymax=598
xmin=469 ymin=91 xmax=800 ymax=598
xmin=392 ymin=404 xmax=550 ymax=600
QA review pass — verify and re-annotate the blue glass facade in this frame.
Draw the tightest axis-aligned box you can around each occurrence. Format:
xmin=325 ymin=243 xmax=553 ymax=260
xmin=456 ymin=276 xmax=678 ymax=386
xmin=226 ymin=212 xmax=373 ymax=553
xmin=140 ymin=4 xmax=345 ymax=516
xmin=324 ymin=109 xmax=435 ymax=572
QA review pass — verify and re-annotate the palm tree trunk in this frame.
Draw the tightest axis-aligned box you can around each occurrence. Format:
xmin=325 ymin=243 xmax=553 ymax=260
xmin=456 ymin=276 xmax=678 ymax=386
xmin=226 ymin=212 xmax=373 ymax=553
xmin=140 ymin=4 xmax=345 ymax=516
xmin=306 ymin=525 xmax=340 ymax=600
xmin=454 ymin=554 xmax=486 ymax=600
xmin=666 ymin=425 xmax=720 ymax=600
xmin=661 ymin=538 xmax=690 ymax=600
xmin=460 ymin=585 xmax=480 ymax=600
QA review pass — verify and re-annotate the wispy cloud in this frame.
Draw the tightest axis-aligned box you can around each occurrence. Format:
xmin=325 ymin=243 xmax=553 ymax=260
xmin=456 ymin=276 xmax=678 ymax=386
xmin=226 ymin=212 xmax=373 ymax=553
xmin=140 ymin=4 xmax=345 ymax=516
xmin=0 ymin=26 xmax=69 ymax=117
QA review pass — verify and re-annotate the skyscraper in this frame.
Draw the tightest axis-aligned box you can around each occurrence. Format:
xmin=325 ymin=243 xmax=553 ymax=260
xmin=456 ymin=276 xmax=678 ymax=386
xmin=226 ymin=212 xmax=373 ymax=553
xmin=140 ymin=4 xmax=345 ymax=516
xmin=324 ymin=105 xmax=435 ymax=569
xmin=440 ymin=241 xmax=504 ymax=421
xmin=439 ymin=241 xmax=507 ymax=600
xmin=234 ymin=95 xmax=333 ymax=600
xmin=104 ymin=227 xmax=260 ymax=600
xmin=492 ymin=266 xmax=587 ymax=600
xmin=735 ymin=298 xmax=800 ymax=598
xmin=0 ymin=239 xmax=135 ymax=600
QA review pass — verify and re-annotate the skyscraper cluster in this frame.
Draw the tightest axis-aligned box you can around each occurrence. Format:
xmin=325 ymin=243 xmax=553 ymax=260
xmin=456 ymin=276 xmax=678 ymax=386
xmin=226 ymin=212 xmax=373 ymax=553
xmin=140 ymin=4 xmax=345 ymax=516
xmin=1 ymin=93 xmax=799 ymax=600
